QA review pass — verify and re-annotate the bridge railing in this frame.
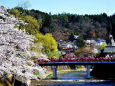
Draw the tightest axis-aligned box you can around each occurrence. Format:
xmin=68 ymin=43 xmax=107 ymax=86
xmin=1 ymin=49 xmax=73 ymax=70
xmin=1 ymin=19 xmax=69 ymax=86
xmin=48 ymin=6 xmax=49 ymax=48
xmin=35 ymin=58 xmax=115 ymax=63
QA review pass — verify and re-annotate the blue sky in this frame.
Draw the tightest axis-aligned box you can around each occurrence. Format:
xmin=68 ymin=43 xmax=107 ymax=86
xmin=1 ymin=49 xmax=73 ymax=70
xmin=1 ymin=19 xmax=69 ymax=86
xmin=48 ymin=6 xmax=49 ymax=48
xmin=0 ymin=0 xmax=115 ymax=15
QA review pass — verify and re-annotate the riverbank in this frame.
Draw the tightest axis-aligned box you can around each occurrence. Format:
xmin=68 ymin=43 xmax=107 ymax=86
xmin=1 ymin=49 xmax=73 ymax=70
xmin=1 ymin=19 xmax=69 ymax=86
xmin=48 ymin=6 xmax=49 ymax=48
xmin=30 ymin=79 xmax=114 ymax=86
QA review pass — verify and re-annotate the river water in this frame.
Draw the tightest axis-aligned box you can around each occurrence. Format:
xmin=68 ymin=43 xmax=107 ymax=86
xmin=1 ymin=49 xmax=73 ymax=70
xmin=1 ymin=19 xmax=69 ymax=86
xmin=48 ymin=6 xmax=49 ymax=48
xmin=37 ymin=71 xmax=115 ymax=86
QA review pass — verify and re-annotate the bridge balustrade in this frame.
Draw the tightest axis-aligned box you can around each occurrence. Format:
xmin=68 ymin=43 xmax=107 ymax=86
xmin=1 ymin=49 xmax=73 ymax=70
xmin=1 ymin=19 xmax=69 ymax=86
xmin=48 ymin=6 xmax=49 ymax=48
xmin=36 ymin=58 xmax=115 ymax=63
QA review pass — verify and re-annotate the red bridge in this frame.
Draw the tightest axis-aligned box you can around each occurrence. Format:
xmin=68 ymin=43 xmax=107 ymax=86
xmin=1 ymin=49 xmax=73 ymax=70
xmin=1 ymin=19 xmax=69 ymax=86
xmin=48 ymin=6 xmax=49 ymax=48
xmin=35 ymin=58 xmax=115 ymax=79
xmin=35 ymin=58 xmax=115 ymax=65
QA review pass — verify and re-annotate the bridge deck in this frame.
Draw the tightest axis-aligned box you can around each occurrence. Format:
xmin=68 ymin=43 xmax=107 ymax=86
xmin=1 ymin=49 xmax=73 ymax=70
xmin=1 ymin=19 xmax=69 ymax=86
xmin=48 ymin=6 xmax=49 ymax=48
xmin=36 ymin=58 xmax=115 ymax=79
xmin=38 ymin=62 xmax=115 ymax=66
xmin=35 ymin=58 xmax=115 ymax=66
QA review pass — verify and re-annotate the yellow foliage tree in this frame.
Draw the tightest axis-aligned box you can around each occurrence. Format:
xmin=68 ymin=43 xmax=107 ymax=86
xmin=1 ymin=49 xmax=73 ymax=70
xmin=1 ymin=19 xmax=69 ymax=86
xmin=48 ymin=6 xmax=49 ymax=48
xmin=22 ymin=15 xmax=40 ymax=35
xmin=98 ymin=43 xmax=107 ymax=50
xmin=10 ymin=8 xmax=58 ymax=58
xmin=10 ymin=8 xmax=21 ymax=18
xmin=10 ymin=8 xmax=40 ymax=35
xmin=35 ymin=33 xmax=58 ymax=58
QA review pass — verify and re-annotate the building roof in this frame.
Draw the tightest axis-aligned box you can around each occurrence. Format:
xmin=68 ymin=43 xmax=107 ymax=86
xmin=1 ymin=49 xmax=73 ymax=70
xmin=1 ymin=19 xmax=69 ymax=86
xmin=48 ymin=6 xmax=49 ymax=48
xmin=104 ymin=46 xmax=115 ymax=53
xmin=95 ymin=40 xmax=106 ymax=43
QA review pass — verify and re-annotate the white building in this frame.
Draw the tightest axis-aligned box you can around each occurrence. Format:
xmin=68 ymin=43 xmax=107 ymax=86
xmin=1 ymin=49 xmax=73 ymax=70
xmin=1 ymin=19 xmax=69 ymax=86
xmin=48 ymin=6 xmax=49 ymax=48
xmin=59 ymin=41 xmax=77 ymax=49
xmin=85 ymin=40 xmax=95 ymax=44
xmin=95 ymin=40 xmax=107 ymax=46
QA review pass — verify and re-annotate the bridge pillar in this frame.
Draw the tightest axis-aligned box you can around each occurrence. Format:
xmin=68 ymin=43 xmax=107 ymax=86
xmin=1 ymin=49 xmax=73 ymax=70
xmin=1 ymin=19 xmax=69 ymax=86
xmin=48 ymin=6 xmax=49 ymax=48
xmin=51 ymin=66 xmax=58 ymax=79
xmin=86 ymin=65 xmax=91 ymax=79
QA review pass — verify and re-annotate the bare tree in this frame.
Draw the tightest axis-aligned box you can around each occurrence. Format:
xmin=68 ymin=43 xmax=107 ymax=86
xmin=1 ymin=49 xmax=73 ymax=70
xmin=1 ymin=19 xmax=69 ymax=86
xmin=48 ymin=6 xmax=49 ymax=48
xmin=17 ymin=0 xmax=31 ymax=9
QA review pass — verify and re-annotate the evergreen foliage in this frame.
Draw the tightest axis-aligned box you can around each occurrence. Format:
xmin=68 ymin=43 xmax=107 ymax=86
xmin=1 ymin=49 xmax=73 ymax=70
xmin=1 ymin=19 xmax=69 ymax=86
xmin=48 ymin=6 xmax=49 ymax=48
xmin=10 ymin=7 xmax=115 ymax=41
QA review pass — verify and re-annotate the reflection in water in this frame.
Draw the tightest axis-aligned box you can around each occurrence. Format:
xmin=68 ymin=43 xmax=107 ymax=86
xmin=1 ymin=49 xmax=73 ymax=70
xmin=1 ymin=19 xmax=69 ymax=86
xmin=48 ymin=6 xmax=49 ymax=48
xmin=58 ymin=71 xmax=86 ymax=79
xmin=37 ymin=71 xmax=115 ymax=86
xmin=38 ymin=82 xmax=115 ymax=86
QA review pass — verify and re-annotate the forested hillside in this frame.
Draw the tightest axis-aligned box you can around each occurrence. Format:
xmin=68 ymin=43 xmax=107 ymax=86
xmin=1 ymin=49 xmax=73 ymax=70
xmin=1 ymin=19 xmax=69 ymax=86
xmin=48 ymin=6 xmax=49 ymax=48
xmin=9 ymin=7 xmax=115 ymax=42
xmin=9 ymin=7 xmax=58 ymax=58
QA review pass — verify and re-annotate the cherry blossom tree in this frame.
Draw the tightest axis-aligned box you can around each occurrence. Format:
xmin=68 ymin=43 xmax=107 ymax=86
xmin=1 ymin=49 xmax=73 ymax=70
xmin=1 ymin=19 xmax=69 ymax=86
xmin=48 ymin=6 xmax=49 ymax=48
xmin=0 ymin=6 xmax=47 ymax=80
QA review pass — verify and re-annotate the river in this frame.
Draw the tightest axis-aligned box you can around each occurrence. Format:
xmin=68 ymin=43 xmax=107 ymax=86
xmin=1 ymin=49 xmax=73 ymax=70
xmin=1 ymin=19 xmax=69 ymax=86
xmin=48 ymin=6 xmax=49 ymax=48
xmin=36 ymin=71 xmax=115 ymax=86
